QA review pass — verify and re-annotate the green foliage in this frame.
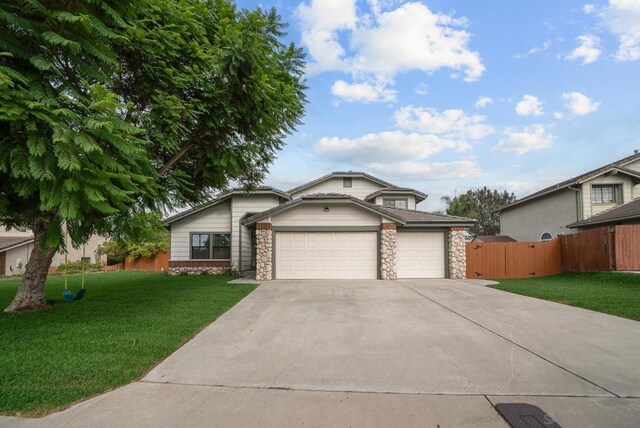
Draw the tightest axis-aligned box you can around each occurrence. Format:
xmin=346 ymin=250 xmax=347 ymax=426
xmin=56 ymin=260 xmax=103 ymax=274
xmin=97 ymin=212 xmax=169 ymax=262
xmin=0 ymin=0 xmax=306 ymax=260
xmin=442 ymin=187 xmax=517 ymax=237
xmin=97 ymin=239 xmax=127 ymax=265
xmin=0 ymin=272 xmax=256 ymax=414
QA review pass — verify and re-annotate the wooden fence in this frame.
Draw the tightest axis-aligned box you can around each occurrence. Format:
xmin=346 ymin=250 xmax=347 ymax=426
xmin=466 ymin=239 xmax=562 ymax=279
xmin=614 ymin=225 xmax=640 ymax=271
xmin=559 ymin=227 xmax=614 ymax=272
xmin=466 ymin=224 xmax=640 ymax=279
xmin=123 ymin=251 xmax=169 ymax=272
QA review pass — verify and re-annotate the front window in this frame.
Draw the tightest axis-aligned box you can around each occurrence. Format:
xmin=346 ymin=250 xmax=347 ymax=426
xmin=592 ymin=185 xmax=618 ymax=204
xmin=383 ymin=198 xmax=408 ymax=209
xmin=191 ymin=233 xmax=230 ymax=259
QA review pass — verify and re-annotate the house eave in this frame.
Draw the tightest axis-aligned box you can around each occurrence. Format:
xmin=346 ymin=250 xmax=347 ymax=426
xmin=241 ymin=196 xmax=409 ymax=227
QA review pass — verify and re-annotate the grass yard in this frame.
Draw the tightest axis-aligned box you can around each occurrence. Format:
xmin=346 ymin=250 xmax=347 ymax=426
xmin=492 ymin=272 xmax=640 ymax=321
xmin=0 ymin=271 xmax=256 ymax=416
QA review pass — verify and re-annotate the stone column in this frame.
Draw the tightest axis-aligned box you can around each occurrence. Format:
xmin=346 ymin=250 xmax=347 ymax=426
xmin=255 ymin=223 xmax=273 ymax=281
xmin=448 ymin=226 xmax=466 ymax=279
xmin=380 ymin=223 xmax=397 ymax=280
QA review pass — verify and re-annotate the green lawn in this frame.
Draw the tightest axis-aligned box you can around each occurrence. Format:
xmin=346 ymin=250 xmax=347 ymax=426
xmin=0 ymin=271 xmax=256 ymax=416
xmin=492 ymin=272 xmax=640 ymax=321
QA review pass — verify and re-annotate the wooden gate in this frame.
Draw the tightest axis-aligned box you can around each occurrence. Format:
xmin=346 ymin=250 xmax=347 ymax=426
xmin=559 ymin=227 xmax=614 ymax=272
xmin=466 ymin=239 xmax=562 ymax=279
xmin=615 ymin=225 xmax=640 ymax=271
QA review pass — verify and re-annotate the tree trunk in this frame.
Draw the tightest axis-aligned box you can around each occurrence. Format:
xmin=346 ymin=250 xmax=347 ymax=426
xmin=4 ymin=230 xmax=56 ymax=313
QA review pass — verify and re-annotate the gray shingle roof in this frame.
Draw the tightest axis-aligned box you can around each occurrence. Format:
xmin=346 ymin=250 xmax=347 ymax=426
xmin=372 ymin=205 xmax=475 ymax=225
xmin=568 ymin=198 xmax=640 ymax=228
xmin=164 ymin=186 xmax=290 ymax=224
xmin=500 ymin=152 xmax=640 ymax=212
xmin=287 ymin=171 xmax=400 ymax=195
xmin=242 ymin=194 xmax=475 ymax=227
xmin=364 ymin=188 xmax=428 ymax=203
xmin=0 ymin=236 xmax=34 ymax=252
xmin=473 ymin=235 xmax=517 ymax=242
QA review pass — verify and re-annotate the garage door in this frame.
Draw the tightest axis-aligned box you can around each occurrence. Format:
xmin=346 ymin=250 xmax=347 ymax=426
xmin=396 ymin=232 xmax=445 ymax=278
xmin=275 ymin=232 xmax=377 ymax=279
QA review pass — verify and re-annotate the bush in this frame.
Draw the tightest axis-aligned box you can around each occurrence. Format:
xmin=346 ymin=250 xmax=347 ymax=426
xmin=56 ymin=261 xmax=103 ymax=274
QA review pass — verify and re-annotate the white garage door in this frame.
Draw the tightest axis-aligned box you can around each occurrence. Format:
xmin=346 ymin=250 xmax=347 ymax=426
xmin=396 ymin=232 xmax=445 ymax=278
xmin=275 ymin=232 xmax=377 ymax=279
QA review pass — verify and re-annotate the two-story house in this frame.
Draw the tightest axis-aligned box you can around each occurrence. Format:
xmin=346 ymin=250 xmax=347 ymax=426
xmin=499 ymin=151 xmax=640 ymax=241
xmin=164 ymin=172 xmax=474 ymax=281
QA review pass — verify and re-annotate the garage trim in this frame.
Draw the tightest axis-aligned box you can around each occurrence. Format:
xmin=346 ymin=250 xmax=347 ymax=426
xmin=397 ymin=228 xmax=449 ymax=279
xmin=272 ymin=227 xmax=382 ymax=280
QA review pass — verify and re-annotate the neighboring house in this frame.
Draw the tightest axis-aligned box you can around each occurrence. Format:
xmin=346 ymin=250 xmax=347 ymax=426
xmin=568 ymin=197 xmax=640 ymax=230
xmin=473 ymin=235 xmax=517 ymax=243
xmin=164 ymin=172 xmax=474 ymax=280
xmin=499 ymin=151 xmax=640 ymax=241
xmin=0 ymin=226 xmax=106 ymax=277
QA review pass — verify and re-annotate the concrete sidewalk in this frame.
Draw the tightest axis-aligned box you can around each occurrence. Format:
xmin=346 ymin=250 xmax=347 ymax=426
xmin=3 ymin=279 xmax=640 ymax=427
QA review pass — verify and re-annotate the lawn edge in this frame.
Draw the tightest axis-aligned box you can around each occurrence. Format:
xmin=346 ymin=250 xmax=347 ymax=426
xmin=0 ymin=279 xmax=259 ymax=419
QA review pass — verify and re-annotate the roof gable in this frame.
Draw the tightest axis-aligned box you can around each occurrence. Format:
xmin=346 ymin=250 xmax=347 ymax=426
xmin=500 ymin=151 xmax=640 ymax=212
xmin=242 ymin=193 xmax=475 ymax=227
xmin=0 ymin=236 xmax=34 ymax=252
xmin=287 ymin=172 xmax=399 ymax=196
xmin=164 ymin=187 xmax=290 ymax=224
xmin=365 ymin=188 xmax=428 ymax=203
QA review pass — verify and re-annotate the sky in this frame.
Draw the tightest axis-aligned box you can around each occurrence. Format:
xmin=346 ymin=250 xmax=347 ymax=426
xmin=236 ymin=0 xmax=640 ymax=210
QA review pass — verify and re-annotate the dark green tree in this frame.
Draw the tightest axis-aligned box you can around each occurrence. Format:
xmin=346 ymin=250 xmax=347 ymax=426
xmin=0 ymin=0 xmax=306 ymax=312
xmin=441 ymin=187 xmax=516 ymax=237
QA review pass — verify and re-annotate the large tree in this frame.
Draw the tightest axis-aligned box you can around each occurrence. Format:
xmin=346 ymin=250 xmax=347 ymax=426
xmin=0 ymin=0 xmax=306 ymax=312
xmin=442 ymin=187 xmax=517 ymax=237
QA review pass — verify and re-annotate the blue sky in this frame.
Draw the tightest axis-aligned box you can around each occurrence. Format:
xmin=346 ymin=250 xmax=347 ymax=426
xmin=237 ymin=0 xmax=640 ymax=210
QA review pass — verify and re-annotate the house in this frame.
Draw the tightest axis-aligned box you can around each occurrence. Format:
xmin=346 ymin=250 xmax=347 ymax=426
xmin=0 ymin=226 xmax=106 ymax=277
xmin=499 ymin=151 xmax=640 ymax=241
xmin=164 ymin=172 xmax=474 ymax=280
xmin=567 ymin=197 xmax=640 ymax=229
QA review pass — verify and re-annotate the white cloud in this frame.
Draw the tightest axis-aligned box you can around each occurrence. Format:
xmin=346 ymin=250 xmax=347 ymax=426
xmin=296 ymin=0 xmax=357 ymax=73
xmin=513 ymin=40 xmax=552 ymax=60
xmin=566 ymin=35 xmax=602 ymax=64
xmin=364 ymin=160 xmax=485 ymax=180
xmin=562 ymin=91 xmax=601 ymax=115
xmin=600 ymin=0 xmax=640 ymax=61
xmin=553 ymin=111 xmax=565 ymax=119
xmin=475 ymin=96 xmax=493 ymax=109
xmin=493 ymin=124 xmax=555 ymax=155
xmin=583 ymin=4 xmax=596 ymax=14
xmin=331 ymin=80 xmax=397 ymax=103
xmin=297 ymin=0 xmax=484 ymax=92
xmin=315 ymin=131 xmax=467 ymax=164
xmin=415 ymin=83 xmax=429 ymax=96
xmin=515 ymin=95 xmax=545 ymax=116
xmin=394 ymin=106 xmax=495 ymax=140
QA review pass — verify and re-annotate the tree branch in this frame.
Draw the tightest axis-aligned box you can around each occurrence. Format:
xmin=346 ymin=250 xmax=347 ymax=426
xmin=157 ymin=144 xmax=192 ymax=177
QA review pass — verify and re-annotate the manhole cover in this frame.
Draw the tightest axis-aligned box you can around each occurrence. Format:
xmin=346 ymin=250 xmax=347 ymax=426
xmin=494 ymin=403 xmax=562 ymax=428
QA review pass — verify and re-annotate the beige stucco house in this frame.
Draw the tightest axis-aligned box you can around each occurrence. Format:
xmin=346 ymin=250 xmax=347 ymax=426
xmin=0 ymin=226 xmax=106 ymax=277
xmin=499 ymin=151 xmax=640 ymax=241
xmin=164 ymin=172 xmax=474 ymax=280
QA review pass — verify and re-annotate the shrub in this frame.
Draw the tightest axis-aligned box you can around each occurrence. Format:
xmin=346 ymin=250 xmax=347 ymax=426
xmin=57 ymin=261 xmax=103 ymax=274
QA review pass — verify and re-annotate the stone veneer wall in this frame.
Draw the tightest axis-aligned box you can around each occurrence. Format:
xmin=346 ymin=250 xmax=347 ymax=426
xmin=168 ymin=260 xmax=230 ymax=275
xmin=380 ymin=223 xmax=397 ymax=280
xmin=448 ymin=227 xmax=466 ymax=279
xmin=255 ymin=223 xmax=273 ymax=281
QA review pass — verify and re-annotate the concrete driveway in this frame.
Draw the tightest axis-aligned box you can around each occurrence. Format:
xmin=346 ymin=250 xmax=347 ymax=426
xmin=3 ymin=279 xmax=640 ymax=427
